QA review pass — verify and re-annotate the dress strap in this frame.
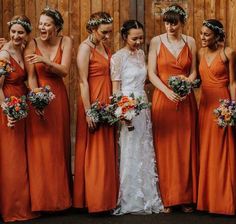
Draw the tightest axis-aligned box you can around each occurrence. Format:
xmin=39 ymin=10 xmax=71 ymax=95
xmin=181 ymin=35 xmax=187 ymax=43
xmin=222 ymin=47 xmax=229 ymax=63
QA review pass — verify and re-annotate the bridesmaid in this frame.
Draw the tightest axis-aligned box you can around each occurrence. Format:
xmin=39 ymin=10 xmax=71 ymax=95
xmin=24 ymin=7 xmax=72 ymax=211
xmin=148 ymin=4 xmax=198 ymax=213
xmin=73 ymin=12 xmax=118 ymax=213
xmin=0 ymin=15 xmax=38 ymax=222
xmin=197 ymin=19 xmax=236 ymax=215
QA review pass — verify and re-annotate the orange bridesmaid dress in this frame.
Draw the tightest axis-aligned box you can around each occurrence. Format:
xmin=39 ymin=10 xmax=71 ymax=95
xmin=73 ymin=45 xmax=117 ymax=212
xmin=152 ymin=39 xmax=198 ymax=207
xmin=27 ymin=38 xmax=71 ymax=211
xmin=0 ymin=56 xmax=38 ymax=222
xmin=197 ymin=52 xmax=236 ymax=215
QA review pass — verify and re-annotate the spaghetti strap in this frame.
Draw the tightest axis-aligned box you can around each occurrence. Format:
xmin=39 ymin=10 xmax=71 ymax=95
xmin=181 ymin=35 xmax=187 ymax=43
xmin=159 ymin=35 xmax=162 ymax=42
xmin=222 ymin=47 xmax=229 ymax=62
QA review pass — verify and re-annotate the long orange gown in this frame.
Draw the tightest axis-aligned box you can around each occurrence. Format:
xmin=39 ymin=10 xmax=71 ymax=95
xmin=73 ymin=45 xmax=117 ymax=212
xmin=197 ymin=53 xmax=236 ymax=215
xmin=27 ymin=38 xmax=71 ymax=211
xmin=0 ymin=57 xmax=38 ymax=222
xmin=152 ymin=41 xmax=198 ymax=207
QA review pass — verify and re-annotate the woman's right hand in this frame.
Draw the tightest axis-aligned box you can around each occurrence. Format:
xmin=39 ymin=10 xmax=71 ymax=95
xmin=86 ymin=115 xmax=97 ymax=132
xmin=7 ymin=116 xmax=16 ymax=128
xmin=163 ymin=88 xmax=181 ymax=103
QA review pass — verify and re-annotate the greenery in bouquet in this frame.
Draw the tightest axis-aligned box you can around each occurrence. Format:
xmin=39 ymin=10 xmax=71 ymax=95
xmin=28 ymin=85 xmax=55 ymax=111
xmin=103 ymin=93 xmax=150 ymax=126
xmin=213 ymin=99 xmax=236 ymax=128
xmin=0 ymin=59 xmax=14 ymax=77
xmin=86 ymin=100 xmax=106 ymax=123
xmin=1 ymin=95 xmax=28 ymax=122
xmin=168 ymin=75 xmax=201 ymax=97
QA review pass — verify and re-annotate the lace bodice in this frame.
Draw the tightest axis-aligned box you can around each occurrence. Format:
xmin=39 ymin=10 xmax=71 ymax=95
xmin=111 ymin=48 xmax=146 ymax=96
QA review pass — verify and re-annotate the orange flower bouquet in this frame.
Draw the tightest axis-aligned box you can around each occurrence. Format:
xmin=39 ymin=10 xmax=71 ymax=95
xmin=214 ymin=99 xmax=236 ymax=128
xmin=1 ymin=95 xmax=28 ymax=126
xmin=0 ymin=59 xmax=14 ymax=77
xmin=28 ymin=85 xmax=55 ymax=111
xmin=104 ymin=93 xmax=150 ymax=131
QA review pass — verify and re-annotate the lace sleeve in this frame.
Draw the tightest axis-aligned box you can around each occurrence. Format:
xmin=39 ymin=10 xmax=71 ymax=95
xmin=110 ymin=52 xmax=123 ymax=81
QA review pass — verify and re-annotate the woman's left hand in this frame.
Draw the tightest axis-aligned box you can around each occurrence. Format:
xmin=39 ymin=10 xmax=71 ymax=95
xmin=25 ymin=54 xmax=50 ymax=64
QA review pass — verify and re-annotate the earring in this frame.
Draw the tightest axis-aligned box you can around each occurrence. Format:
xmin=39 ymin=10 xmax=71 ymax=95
xmin=89 ymin=34 xmax=98 ymax=45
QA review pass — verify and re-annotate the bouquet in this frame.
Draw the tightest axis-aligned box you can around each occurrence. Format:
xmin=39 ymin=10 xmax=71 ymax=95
xmin=168 ymin=76 xmax=200 ymax=97
xmin=86 ymin=100 xmax=105 ymax=124
xmin=103 ymin=93 xmax=150 ymax=131
xmin=28 ymin=85 xmax=55 ymax=112
xmin=1 ymin=95 xmax=28 ymax=126
xmin=0 ymin=59 xmax=14 ymax=77
xmin=213 ymin=99 xmax=236 ymax=128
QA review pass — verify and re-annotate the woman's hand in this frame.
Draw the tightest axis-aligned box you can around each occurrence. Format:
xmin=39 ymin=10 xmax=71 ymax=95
xmin=25 ymin=54 xmax=50 ymax=65
xmin=163 ymin=88 xmax=181 ymax=103
xmin=7 ymin=116 xmax=17 ymax=128
xmin=86 ymin=115 xmax=97 ymax=132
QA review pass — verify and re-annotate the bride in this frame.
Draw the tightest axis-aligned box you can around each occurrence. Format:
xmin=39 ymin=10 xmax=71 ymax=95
xmin=111 ymin=20 xmax=163 ymax=215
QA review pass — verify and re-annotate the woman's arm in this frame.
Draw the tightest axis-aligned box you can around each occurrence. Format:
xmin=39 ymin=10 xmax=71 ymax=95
xmin=187 ymin=36 xmax=197 ymax=82
xmin=226 ymin=47 xmax=236 ymax=100
xmin=77 ymin=42 xmax=96 ymax=130
xmin=24 ymin=40 xmax=38 ymax=90
xmin=25 ymin=36 xmax=73 ymax=78
xmin=148 ymin=36 xmax=180 ymax=102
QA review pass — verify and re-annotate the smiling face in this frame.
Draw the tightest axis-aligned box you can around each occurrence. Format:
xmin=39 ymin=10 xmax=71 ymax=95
xmin=200 ymin=26 xmax=216 ymax=48
xmin=10 ymin=24 xmax=27 ymax=47
xmin=38 ymin=14 xmax=57 ymax=41
xmin=124 ymin=28 xmax=144 ymax=51
xmin=93 ymin=23 xmax=113 ymax=42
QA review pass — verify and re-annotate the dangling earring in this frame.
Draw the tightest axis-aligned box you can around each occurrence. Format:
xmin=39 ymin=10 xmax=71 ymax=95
xmin=89 ymin=34 xmax=98 ymax=46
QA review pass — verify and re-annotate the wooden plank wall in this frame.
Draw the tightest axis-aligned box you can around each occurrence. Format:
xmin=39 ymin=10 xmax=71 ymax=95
xmin=0 ymin=0 xmax=236 ymax=148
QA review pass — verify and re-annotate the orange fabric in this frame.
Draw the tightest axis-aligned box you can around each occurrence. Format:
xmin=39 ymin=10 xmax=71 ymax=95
xmin=73 ymin=47 xmax=118 ymax=212
xmin=197 ymin=54 xmax=236 ymax=215
xmin=152 ymin=42 xmax=198 ymax=207
xmin=26 ymin=39 xmax=71 ymax=211
xmin=0 ymin=58 xmax=38 ymax=222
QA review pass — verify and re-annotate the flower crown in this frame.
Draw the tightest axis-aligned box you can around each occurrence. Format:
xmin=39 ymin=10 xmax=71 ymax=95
xmin=203 ymin=20 xmax=225 ymax=36
xmin=87 ymin=17 xmax=113 ymax=27
xmin=7 ymin=19 xmax=32 ymax=32
xmin=162 ymin=5 xmax=188 ymax=20
xmin=43 ymin=7 xmax=62 ymax=23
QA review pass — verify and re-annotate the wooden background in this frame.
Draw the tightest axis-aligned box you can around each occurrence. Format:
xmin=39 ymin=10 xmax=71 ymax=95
xmin=1 ymin=0 xmax=236 ymax=147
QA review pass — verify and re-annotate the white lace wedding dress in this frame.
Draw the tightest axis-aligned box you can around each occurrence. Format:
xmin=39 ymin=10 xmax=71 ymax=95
xmin=111 ymin=48 xmax=163 ymax=215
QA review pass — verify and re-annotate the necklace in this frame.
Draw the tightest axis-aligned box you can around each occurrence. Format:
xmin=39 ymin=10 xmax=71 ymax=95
xmin=166 ymin=33 xmax=184 ymax=57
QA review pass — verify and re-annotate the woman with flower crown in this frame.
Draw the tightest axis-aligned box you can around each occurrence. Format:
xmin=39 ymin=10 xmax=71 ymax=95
xmin=197 ymin=19 xmax=236 ymax=215
xmin=111 ymin=20 xmax=163 ymax=215
xmin=24 ymin=7 xmax=72 ymax=211
xmin=148 ymin=4 xmax=198 ymax=213
xmin=0 ymin=15 xmax=39 ymax=222
xmin=73 ymin=11 xmax=118 ymax=213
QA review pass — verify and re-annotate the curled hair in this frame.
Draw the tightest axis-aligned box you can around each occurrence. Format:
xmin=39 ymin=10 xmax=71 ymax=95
xmin=203 ymin=19 xmax=225 ymax=42
xmin=8 ymin=15 xmax=32 ymax=33
xmin=120 ymin=20 xmax=144 ymax=40
xmin=86 ymin=11 xmax=113 ymax=33
xmin=162 ymin=4 xmax=187 ymax=24
xmin=41 ymin=7 xmax=64 ymax=33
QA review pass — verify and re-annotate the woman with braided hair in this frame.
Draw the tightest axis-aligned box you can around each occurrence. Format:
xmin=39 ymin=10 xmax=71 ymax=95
xmin=197 ymin=19 xmax=236 ymax=215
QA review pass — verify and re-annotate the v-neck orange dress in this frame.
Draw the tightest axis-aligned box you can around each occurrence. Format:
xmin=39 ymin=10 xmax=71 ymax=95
xmin=0 ymin=56 xmax=38 ymax=222
xmin=197 ymin=52 xmax=236 ymax=215
xmin=73 ymin=45 xmax=118 ymax=212
xmin=26 ymin=38 xmax=71 ymax=211
xmin=152 ymin=40 xmax=198 ymax=207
